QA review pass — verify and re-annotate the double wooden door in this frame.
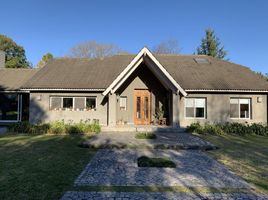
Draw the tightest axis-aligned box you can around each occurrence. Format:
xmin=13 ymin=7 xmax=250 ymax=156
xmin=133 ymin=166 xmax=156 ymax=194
xmin=134 ymin=89 xmax=151 ymax=125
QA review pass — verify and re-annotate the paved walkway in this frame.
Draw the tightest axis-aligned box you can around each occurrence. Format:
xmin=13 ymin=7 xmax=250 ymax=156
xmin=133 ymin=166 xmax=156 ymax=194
xmin=80 ymin=132 xmax=216 ymax=150
xmin=75 ymin=149 xmax=249 ymax=188
xmin=61 ymin=191 xmax=268 ymax=200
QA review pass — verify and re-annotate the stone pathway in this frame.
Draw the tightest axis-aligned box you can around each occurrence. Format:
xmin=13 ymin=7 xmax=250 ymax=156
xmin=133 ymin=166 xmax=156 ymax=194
xmin=75 ymin=149 xmax=249 ymax=188
xmin=61 ymin=191 xmax=268 ymax=200
xmin=81 ymin=132 xmax=216 ymax=150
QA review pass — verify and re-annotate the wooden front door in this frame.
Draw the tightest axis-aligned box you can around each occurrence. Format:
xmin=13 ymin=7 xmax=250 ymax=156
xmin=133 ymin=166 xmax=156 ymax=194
xmin=134 ymin=89 xmax=151 ymax=125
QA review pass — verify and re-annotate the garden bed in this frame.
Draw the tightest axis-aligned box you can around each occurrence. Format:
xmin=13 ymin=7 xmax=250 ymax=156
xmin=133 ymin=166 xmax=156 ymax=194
xmin=135 ymin=132 xmax=157 ymax=139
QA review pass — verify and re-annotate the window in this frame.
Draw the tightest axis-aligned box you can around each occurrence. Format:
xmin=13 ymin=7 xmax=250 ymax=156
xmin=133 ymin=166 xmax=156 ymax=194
xmin=0 ymin=94 xmax=20 ymax=121
xmin=50 ymin=96 xmax=96 ymax=111
xmin=86 ymin=97 xmax=96 ymax=110
xmin=119 ymin=97 xmax=127 ymax=111
xmin=185 ymin=98 xmax=206 ymax=118
xmin=230 ymin=98 xmax=250 ymax=119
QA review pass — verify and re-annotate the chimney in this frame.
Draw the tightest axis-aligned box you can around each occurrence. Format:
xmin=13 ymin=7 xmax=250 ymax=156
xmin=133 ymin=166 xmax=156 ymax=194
xmin=0 ymin=50 xmax=5 ymax=68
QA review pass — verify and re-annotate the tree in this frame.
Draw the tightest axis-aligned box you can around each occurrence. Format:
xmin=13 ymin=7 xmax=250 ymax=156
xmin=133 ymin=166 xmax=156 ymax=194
xmin=256 ymin=72 xmax=268 ymax=81
xmin=37 ymin=53 xmax=53 ymax=68
xmin=0 ymin=34 xmax=30 ymax=68
xmin=152 ymin=39 xmax=180 ymax=54
xmin=68 ymin=41 xmax=124 ymax=58
xmin=196 ymin=29 xmax=227 ymax=59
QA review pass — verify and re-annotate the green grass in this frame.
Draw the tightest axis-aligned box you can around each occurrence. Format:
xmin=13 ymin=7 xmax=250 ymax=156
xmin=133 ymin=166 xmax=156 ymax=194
xmin=0 ymin=133 xmax=96 ymax=200
xmin=135 ymin=132 xmax=157 ymax=139
xmin=137 ymin=156 xmax=176 ymax=168
xmin=195 ymin=133 xmax=268 ymax=194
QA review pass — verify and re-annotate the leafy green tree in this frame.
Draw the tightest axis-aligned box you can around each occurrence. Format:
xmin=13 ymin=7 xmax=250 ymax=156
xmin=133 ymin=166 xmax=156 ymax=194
xmin=0 ymin=34 xmax=30 ymax=68
xmin=196 ymin=29 xmax=227 ymax=59
xmin=37 ymin=53 xmax=53 ymax=68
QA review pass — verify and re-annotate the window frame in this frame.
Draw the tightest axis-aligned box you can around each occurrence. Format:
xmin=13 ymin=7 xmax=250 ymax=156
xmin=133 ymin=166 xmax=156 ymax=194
xmin=49 ymin=96 xmax=97 ymax=111
xmin=230 ymin=98 xmax=251 ymax=120
xmin=119 ymin=96 xmax=127 ymax=111
xmin=184 ymin=98 xmax=206 ymax=119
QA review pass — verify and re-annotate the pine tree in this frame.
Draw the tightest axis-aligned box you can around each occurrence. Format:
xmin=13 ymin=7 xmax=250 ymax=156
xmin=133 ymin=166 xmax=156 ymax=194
xmin=196 ymin=29 xmax=227 ymax=59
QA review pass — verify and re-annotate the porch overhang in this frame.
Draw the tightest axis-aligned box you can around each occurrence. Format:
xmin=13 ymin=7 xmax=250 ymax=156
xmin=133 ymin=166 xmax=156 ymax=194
xmin=102 ymin=47 xmax=187 ymax=96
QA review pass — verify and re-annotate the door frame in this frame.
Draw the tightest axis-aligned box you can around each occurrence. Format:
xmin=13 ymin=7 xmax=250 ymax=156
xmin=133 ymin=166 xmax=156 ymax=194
xmin=133 ymin=89 xmax=151 ymax=125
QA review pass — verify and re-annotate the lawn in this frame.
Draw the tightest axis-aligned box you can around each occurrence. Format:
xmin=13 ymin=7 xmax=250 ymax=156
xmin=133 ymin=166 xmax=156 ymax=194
xmin=0 ymin=133 xmax=96 ymax=200
xmin=196 ymin=134 xmax=268 ymax=194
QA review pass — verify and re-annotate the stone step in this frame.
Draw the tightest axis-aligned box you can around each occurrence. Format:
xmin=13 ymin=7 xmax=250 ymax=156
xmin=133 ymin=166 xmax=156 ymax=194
xmin=101 ymin=126 xmax=186 ymax=133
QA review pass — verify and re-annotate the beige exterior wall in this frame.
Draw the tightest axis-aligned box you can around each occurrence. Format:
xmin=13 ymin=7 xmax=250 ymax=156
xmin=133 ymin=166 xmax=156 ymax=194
xmin=29 ymin=92 xmax=108 ymax=125
xmin=179 ymin=93 xmax=267 ymax=127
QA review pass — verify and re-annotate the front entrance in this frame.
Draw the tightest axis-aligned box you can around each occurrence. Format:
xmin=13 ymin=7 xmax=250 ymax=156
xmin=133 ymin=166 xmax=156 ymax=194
xmin=134 ymin=89 xmax=151 ymax=125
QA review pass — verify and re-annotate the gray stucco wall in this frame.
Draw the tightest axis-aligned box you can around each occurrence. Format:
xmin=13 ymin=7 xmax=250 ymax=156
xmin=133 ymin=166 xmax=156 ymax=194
xmin=29 ymin=92 xmax=108 ymax=125
xmin=178 ymin=93 xmax=267 ymax=127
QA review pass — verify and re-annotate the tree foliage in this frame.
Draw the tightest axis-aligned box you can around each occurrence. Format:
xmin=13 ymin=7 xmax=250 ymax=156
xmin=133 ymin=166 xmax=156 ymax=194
xmin=37 ymin=53 xmax=53 ymax=68
xmin=152 ymin=39 xmax=180 ymax=54
xmin=196 ymin=29 xmax=227 ymax=59
xmin=68 ymin=41 xmax=125 ymax=58
xmin=0 ymin=34 xmax=30 ymax=68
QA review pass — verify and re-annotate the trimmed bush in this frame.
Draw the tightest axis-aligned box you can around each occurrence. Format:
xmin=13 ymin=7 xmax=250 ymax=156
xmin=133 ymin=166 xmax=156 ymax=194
xmin=137 ymin=156 xmax=176 ymax=168
xmin=135 ymin=132 xmax=157 ymax=139
xmin=187 ymin=122 xmax=268 ymax=136
xmin=8 ymin=120 xmax=101 ymax=135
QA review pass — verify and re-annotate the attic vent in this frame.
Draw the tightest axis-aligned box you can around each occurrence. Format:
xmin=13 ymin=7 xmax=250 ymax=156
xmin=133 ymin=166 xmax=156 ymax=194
xmin=194 ymin=58 xmax=210 ymax=64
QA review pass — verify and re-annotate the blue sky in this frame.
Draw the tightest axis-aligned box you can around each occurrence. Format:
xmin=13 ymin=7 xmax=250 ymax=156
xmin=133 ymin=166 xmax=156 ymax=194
xmin=0 ymin=0 xmax=267 ymax=73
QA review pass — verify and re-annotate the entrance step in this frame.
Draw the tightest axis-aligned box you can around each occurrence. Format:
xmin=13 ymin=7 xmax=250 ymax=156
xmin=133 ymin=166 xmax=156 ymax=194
xmin=101 ymin=126 xmax=186 ymax=133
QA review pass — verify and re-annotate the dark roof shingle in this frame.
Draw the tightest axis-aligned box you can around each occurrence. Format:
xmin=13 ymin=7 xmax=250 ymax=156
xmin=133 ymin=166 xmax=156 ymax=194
xmin=0 ymin=68 xmax=37 ymax=91
xmin=21 ymin=54 xmax=268 ymax=91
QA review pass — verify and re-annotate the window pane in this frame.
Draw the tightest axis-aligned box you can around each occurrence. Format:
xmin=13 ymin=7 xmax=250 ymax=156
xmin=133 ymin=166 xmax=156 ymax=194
xmin=240 ymin=103 xmax=249 ymax=118
xmin=230 ymin=98 xmax=239 ymax=104
xmin=75 ymin=97 xmax=85 ymax=110
xmin=136 ymin=96 xmax=141 ymax=119
xmin=50 ymin=97 xmax=62 ymax=110
xmin=119 ymin=97 xmax=127 ymax=111
xmin=185 ymin=98 xmax=194 ymax=107
xmin=195 ymin=99 xmax=205 ymax=108
xmin=240 ymin=99 xmax=249 ymax=104
xmin=0 ymin=94 xmax=18 ymax=121
xmin=63 ymin=98 xmax=73 ymax=109
xmin=186 ymin=107 xmax=194 ymax=118
xmin=230 ymin=98 xmax=239 ymax=118
xmin=195 ymin=107 xmax=205 ymax=118
xmin=145 ymin=97 xmax=149 ymax=119
xmin=86 ymin=97 xmax=96 ymax=110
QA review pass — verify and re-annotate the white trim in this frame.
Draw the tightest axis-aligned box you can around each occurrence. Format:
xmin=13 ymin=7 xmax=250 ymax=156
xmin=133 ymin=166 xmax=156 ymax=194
xmin=102 ymin=47 xmax=187 ymax=96
xmin=185 ymin=89 xmax=268 ymax=93
xmin=21 ymin=88 xmax=105 ymax=91
xmin=111 ymin=59 xmax=143 ymax=93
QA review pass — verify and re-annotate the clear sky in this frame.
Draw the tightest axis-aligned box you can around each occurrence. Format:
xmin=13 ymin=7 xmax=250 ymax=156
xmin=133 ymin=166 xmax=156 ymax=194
xmin=0 ymin=0 xmax=267 ymax=73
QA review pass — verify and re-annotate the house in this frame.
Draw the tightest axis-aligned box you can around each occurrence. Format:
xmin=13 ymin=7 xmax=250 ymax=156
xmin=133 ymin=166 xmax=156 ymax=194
xmin=0 ymin=48 xmax=267 ymax=128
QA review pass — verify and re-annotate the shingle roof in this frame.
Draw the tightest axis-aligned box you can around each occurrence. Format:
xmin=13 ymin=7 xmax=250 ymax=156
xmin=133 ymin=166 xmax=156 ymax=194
xmin=0 ymin=68 xmax=37 ymax=91
xmin=21 ymin=54 xmax=268 ymax=91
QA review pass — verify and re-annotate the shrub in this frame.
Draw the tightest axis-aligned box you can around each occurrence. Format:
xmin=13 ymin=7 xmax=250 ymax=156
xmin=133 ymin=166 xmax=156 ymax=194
xmin=9 ymin=120 xmax=101 ymax=135
xmin=137 ymin=156 xmax=176 ymax=168
xmin=187 ymin=122 xmax=268 ymax=136
xmin=49 ymin=120 xmax=66 ymax=134
xmin=135 ymin=132 xmax=157 ymax=139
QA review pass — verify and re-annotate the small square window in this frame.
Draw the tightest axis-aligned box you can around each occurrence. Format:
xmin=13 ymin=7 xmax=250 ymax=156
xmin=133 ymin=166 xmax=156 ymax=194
xmin=120 ymin=97 xmax=127 ymax=111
